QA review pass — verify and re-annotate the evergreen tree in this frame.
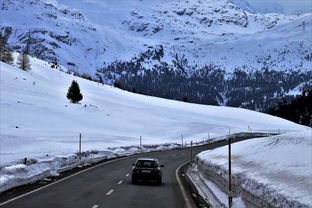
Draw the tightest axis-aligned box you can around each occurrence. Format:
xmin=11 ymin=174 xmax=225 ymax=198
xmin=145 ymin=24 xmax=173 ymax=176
xmin=17 ymin=50 xmax=31 ymax=71
xmin=267 ymin=89 xmax=312 ymax=127
xmin=114 ymin=80 xmax=124 ymax=89
xmin=66 ymin=80 xmax=83 ymax=103
xmin=0 ymin=34 xmax=13 ymax=64
xmin=183 ymin=96 xmax=188 ymax=102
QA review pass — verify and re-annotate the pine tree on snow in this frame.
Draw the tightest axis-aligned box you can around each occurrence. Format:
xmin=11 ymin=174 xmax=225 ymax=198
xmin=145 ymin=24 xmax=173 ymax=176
xmin=66 ymin=80 xmax=83 ymax=103
xmin=0 ymin=34 xmax=13 ymax=64
xmin=17 ymin=50 xmax=31 ymax=71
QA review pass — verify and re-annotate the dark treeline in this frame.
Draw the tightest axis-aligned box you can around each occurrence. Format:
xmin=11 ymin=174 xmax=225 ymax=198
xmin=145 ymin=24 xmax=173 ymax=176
xmin=95 ymin=49 xmax=312 ymax=112
xmin=267 ymin=90 xmax=312 ymax=127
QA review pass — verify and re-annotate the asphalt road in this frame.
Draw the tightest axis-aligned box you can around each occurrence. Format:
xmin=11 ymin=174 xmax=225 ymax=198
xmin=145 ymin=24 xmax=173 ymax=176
xmin=0 ymin=136 xmax=256 ymax=208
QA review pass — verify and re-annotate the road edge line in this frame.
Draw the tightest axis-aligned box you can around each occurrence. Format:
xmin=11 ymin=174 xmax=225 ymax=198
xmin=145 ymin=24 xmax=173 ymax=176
xmin=176 ymin=162 xmax=196 ymax=208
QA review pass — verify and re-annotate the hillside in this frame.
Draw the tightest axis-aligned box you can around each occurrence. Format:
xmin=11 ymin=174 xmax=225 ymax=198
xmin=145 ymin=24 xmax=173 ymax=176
xmin=0 ymin=57 xmax=306 ymax=166
xmin=1 ymin=0 xmax=312 ymax=109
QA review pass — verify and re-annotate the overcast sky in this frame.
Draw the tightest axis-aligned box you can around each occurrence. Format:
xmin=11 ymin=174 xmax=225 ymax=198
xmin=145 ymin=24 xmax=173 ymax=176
xmin=246 ymin=0 xmax=312 ymax=14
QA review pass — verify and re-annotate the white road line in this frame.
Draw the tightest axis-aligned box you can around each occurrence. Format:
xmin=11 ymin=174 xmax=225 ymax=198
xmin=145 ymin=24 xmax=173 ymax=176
xmin=175 ymin=162 xmax=195 ymax=208
xmin=0 ymin=153 xmax=149 ymax=207
xmin=106 ymin=189 xmax=114 ymax=196
xmin=117 ymin=180 xmax=123 ymax=185
xmin=91 ymin=205 xmax=99 ymax=208
xmin=125 ymin=174 xmax=130 ymax=177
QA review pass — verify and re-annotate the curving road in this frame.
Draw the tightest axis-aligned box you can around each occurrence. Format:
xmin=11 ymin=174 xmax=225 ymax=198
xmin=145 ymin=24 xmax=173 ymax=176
xmin=0 ymin=136 xmax=256 ymax=208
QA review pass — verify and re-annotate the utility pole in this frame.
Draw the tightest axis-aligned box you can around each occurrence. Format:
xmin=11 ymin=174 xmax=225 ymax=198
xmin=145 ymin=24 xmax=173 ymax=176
xmin=140 ymin=136 xmax=142 ymax=149
xmin=228 ymin=128 xmax=232 ymax=208
xmin=79 ymin=133 xmax=82 ymax=158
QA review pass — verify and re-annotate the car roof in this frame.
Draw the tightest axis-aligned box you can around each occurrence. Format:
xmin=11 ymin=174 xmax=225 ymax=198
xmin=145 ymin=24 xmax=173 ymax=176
xmin=136 ymin=157 xmax=158 ymax=161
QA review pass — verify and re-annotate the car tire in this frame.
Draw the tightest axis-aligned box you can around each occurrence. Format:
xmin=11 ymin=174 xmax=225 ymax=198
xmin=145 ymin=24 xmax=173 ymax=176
xmin=157 ymin=179 xmax=162 ymax=185
xmin=132 ymin=177 xmax=136 ymax=184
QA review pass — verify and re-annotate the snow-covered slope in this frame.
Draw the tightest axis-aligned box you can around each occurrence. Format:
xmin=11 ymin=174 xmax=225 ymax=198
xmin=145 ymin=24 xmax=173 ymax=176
xmin=232 ymin=0 xmax=285 ymax=14
xmin=1 ymin=0 xmax=311 ymax=74
xmin=195 ymin=130 xmax=312 ymax=207
xmin=0 ymin=57 xmax=306 ymax=166
xmin=1 ymin=0 xmax=311 ymax=109
xmin=1 ymin=0 xmax=311 ymax=110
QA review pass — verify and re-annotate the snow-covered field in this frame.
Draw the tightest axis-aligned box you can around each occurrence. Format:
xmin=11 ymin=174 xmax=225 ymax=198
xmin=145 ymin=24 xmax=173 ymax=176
xmin=0 ymin=57 xmax=308 ymax=192
xmin=0 ymin=57 xmax=306 ymax=166
xmin=194 ymin=130 xmax=312 ymax=207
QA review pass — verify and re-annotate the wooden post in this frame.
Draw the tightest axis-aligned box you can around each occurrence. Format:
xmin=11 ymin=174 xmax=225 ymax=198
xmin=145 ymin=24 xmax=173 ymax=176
xmin=140 ymin=136 xmax=142 ymax=149
xmin=228 ymin=129 xmax=232 ymax=207
xmin=79 ymin=133 xmax=82 ymax=157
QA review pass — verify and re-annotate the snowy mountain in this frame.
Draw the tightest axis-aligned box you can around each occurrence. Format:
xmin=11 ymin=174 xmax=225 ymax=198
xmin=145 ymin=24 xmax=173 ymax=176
xmin=231 ymin=0 xmax=258 ymax=13
xmin=1 ymin=0 xmax=311 ymax=110
xmin=232 ymin=0 xmax=285 ymax=14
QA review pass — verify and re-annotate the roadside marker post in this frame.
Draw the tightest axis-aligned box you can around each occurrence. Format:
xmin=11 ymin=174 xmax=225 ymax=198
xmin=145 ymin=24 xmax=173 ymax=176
xmin=228 ymin=128 xmax=233 ymax=208
xmin=190 ymin=141 xmax=193 ymax=163
xmin=79 ymin=133 xmax=82 ymax=158
xmin=181 ymin=133 xmax=184 ymax=147
xmin=140 ymin=136 xmax=142 ymax=149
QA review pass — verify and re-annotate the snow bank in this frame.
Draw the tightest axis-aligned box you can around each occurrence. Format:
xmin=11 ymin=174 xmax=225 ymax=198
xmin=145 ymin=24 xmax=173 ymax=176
xmin=0 ymin=143 xmax=180 ymax=192
xmin=187 ymin=164 xmax=246 ymax=208
xmin=194 ymin=131 xmax=312 ymax=207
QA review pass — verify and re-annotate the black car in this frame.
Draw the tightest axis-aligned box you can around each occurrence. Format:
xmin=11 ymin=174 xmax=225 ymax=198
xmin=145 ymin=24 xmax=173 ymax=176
xmin=132 ymin=158 xmax=164 ymax=185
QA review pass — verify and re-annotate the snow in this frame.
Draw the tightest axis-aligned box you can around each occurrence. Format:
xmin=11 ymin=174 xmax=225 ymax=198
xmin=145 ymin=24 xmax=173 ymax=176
xmin=0 ymin=56 xmax=307 ymax=192
xmin=0 ymin=57 xmax=305 ymax=164
xmin=0 ymin=143 xmax=178 ymax=192
xmin=1 ymin=0 xmax=311 ymax=76
xmin=195 ymin=130 xmax=312 ymax=207
xmin=0 ymin=0 xmax=310 ymax=198
xmin=187 ymin=165 xmax=246 ymax=208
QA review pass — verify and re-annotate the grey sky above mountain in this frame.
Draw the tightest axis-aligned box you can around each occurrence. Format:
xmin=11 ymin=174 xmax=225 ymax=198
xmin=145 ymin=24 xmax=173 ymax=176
xmin=246 ymin=0 xmax=312 ymax=14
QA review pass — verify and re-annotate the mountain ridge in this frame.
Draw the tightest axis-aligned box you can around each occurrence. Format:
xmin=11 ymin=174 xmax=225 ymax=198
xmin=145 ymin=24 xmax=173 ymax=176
xmin=1 ymin=0 xmax=311 ymax=110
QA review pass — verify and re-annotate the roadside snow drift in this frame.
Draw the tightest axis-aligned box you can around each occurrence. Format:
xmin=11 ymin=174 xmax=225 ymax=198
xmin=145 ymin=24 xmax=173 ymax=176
xmin=195 ymin=130 xmax=312 ymax=207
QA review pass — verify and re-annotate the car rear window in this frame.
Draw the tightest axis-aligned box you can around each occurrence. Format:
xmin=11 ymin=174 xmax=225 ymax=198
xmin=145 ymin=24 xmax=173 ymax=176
xmin=136 ymin=160 xmax=158 ymax=168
